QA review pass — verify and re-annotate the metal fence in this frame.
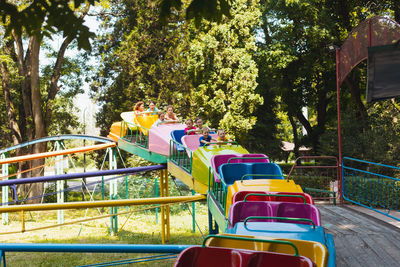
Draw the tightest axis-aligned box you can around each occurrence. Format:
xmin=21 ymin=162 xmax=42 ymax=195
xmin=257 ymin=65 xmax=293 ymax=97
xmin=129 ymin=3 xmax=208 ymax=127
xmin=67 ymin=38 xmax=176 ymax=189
xmin=287 ymin=156 xmax=339 ymax=204
xmin=169 ymin=140 xmax=192 ymax=173
xmin=342 ymin=157 xmax=400 ymax=221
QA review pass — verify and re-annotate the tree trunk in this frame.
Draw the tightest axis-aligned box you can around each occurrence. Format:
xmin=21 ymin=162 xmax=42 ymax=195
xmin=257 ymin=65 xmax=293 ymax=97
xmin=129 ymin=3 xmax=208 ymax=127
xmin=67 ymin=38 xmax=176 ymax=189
xmin=0 ymin=61 xmax=22 ymax=146
xmin=344 ymin=75 xmax=369 ymax=127
xmin=29 ymin=36 xmax=47 ymax=203
xmin=288 ymin=114 xmax=300 ymax=160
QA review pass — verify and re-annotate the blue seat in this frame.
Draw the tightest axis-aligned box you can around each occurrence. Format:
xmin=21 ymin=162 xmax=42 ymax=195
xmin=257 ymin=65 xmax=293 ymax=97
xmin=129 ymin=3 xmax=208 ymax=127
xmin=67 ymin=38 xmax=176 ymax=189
xmin=219 ymin=163 xmax=284 ymax=186
xmin=171 ymin=130 xmax=186 ymax=151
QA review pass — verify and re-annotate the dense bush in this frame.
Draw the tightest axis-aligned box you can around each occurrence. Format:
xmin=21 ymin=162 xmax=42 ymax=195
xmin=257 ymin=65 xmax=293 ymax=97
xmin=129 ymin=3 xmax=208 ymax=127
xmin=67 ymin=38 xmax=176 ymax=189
xmin=343 ymin=175 xmax=400 ymax=210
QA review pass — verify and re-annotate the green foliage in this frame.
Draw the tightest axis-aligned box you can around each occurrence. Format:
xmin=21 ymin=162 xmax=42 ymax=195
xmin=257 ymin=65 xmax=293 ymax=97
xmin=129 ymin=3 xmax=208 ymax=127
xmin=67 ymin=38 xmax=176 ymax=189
xmin=319 ymin=99 xmax=400 ymax=168
xmin=92 ymin=0 xmax=194 ymax=140
xmin=0 ymin=0 xmax=96 ymax=50
xmin=187 ymin=0 xmax=263 ymax=141
xmin=344 ymin=176 xmax=400 ymax=210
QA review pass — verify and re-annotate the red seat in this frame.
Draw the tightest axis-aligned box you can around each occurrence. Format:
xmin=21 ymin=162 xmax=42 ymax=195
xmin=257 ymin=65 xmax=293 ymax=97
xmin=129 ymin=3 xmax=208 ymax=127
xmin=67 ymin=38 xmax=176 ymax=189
xmin=174 ymin=246 xmax=315 ymax=267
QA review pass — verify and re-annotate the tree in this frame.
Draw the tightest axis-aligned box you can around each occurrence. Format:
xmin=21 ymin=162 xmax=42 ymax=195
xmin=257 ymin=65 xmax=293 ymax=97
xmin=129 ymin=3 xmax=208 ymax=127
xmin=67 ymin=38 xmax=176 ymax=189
xmin=256 ymin=0 xmax=396 ymax=155
xmin=0 ymin=3 xmax=90 ymax=202
xmin=187 ymin=0 xmax=263 ymax=141
xmin=92 ymin=0 xmax=193 ymax=138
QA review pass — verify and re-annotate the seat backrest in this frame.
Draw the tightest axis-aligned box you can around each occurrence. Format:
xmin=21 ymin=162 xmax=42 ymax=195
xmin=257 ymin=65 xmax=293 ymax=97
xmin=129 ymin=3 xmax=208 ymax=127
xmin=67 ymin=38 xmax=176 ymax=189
xmin=276 ymin=202 xmax=321 ymax=226
xmin=219 ymin=163 xmax=284 ymax=186
xmin=174 ymin=246 xmax=314 ymax=267
xmin=251 ymin=163 xmax=284 ymax=179
xmin=211 ymin=154 xmax=242 ymax=177
xmin=274 ymin=192 xmax=314 ymax=204
xmin=229 ymin=201 xmax=273 ymax=227
xmin=232 ymin=191 xmax=275 ymax=204
xmin=171 ymin=130 xmax=186 ymax=145
xmin=219 ymin=163 xmax=252 ymax=185
xmin=181 ymin=134 xmax=218 ymax=152
xmin=232 ymin=191 xmax=314 ymax=205
xmin=229 ymin=153 xmax=269 ymax=164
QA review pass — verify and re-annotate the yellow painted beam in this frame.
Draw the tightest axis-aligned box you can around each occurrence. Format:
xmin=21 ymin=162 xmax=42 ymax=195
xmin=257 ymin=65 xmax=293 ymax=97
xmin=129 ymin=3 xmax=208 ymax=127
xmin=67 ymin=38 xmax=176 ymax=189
xmin=0 ymin=143 xmax=116 ymax=165
xmin=0 ymin=195 xmax=206 ymax=213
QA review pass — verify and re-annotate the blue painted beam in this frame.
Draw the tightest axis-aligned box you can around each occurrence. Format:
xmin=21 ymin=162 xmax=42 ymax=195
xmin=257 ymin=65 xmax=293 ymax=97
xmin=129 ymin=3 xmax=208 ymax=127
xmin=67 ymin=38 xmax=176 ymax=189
xmin=0 ymin=165 xmax=166 ymax=187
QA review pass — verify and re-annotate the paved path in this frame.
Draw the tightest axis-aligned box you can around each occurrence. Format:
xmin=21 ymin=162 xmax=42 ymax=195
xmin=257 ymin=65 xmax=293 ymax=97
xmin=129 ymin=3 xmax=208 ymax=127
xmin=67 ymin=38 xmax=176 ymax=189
xmin=318 ymin=204 xmax=400 ymax=267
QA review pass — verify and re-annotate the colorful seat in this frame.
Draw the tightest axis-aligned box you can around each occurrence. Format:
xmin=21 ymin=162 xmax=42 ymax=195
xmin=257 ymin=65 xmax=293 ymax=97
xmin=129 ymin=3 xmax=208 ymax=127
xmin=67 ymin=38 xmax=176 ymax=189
xmin=219 ymin=163 xmax=284 ymax=186
xmin=228 ymin=201 xmax=274 ymax=227
xmin=228 ymin=154 xmax=269 ymax=164
xmin=276 ymin=202 xmax=321 ymax=226
xmin=171 ymin=130 xmax=186 ymax=151
xmin=210 ymin=154 xmax=242 ymax=182
xmin=205 ymin=234 xmax=328 ymax=267
xmin=228 ymin=201 xmax=321 ymax=228
xmin=181 ymin=134 xmax=218 ymax=153
xmin=175 ymin=235 xmax=315 ymax=267
xmin=232 ymin=191 xmax=314 ymax=205
xmin=225 ymin=179 xmax=303 ymax=217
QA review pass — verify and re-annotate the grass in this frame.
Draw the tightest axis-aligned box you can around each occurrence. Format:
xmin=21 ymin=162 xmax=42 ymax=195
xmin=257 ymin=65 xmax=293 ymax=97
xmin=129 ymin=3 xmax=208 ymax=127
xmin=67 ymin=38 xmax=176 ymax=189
xmin=0 ymin=202 xmax=209 ymax=266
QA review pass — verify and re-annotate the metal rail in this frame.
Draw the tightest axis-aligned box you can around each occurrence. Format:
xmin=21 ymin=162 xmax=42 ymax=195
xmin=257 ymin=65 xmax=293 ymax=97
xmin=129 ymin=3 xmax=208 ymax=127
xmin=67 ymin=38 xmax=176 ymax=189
xmin=0 ymin=134 xmax=115 ymax=154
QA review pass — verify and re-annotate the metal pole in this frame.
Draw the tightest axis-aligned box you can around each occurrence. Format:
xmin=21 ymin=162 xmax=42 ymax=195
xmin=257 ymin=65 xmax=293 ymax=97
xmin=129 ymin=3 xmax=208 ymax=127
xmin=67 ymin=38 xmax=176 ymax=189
xmin=82 ymin=107 xmax=87 ymax=201
xmin=336 ymin=48 xmax=344 ymax=206
xmin=160 ymin=170 xmax=165 ymax=244
xmin=155 ymin=177 xmax=159 ymax=224
xmin=192 ymin=190 xmax=195 ymax=233
xmin=1 ymin=154 xmax=8 ymax=225
xmin=109 ymin=148 xmax=118 ymax=235
xmin=56 ymin=141 xmax=64 ymax=225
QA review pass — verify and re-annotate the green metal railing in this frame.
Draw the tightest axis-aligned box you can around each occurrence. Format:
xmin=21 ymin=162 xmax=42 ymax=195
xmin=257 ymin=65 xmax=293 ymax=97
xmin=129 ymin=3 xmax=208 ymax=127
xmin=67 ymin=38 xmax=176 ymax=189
xmin=120 ymin=121 xmax=149 ymax=149
xmin=169 ymin=140 xmax=193 ymax=174
xmin=208 ymin=167 xmax=228 ymax=214
xmin=343 ymin=157 xmax=400 ymax=221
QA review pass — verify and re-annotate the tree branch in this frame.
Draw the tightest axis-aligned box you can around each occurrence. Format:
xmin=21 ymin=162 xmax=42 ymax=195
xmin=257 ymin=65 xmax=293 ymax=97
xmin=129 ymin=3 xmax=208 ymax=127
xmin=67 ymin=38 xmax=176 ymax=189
xmin=45 ymin=3 xmax=91 ymax=129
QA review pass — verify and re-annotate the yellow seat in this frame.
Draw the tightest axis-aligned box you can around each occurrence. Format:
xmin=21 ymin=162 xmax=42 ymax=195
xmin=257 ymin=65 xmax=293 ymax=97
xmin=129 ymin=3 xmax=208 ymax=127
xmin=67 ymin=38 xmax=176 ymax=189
xmin=205 ymin=234 xmax=328 ymax=267
xmin=225 ymin=179 xmax=303 ymax=216
xmin=107 ymin=121 xmax=126 ymax=141
xmin=134 ymin=114 xmax=158 ymax=135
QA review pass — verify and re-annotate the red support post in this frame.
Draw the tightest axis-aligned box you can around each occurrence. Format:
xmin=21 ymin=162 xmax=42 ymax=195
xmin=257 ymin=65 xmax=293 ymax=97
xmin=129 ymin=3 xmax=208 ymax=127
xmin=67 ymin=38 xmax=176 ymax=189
xmin=336 ymin=48 xmax=343 ymax=205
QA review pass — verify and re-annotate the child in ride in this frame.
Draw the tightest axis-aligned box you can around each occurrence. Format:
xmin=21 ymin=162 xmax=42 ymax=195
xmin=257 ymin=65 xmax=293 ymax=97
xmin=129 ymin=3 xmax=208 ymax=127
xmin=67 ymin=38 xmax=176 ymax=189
xmin=199 ymin=127 xmax=217 ymax=147
xmin=217 ymin=129 xmax=230 ymax=143
xmin=165 ymin=105 xmax=179 ymax=122
xmin=195 ymin=117 xmax=203 ymax=132
xmin=155 ymin=112 xmax=166 ymax=126
xmin=147 ymin=101 xmax=159 ymax=115
xmin=195 ymin=117 xmax=215 ymax=134
xmin=185 ymin=118 xmax=196 ymax=135
xmin=134 ymin=101 xmax=145 ymax=115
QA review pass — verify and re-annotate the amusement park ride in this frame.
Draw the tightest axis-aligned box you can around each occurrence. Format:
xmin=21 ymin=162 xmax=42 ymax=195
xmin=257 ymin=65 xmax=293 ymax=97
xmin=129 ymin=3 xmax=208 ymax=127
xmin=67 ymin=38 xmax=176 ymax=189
xmin=0 ymin=16 xmax=399 ymax=266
